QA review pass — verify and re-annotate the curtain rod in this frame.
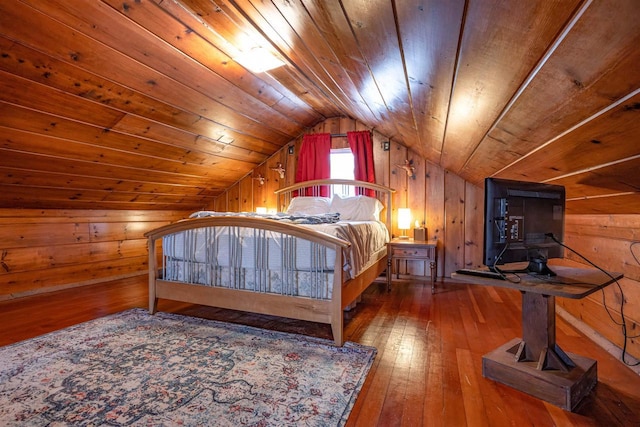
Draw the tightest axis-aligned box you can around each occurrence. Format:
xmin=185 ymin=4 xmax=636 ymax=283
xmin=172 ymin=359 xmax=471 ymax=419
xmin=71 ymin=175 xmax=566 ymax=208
xmin=329 ymin=131 xmax=370 ymax=137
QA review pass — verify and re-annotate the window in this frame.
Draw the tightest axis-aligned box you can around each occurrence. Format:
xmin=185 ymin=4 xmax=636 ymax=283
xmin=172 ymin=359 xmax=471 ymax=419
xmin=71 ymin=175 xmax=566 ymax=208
xmin=330 ymin=148 xmax=355 ymax=196
xmin=330 ymin=148 xmax=354 ymax=180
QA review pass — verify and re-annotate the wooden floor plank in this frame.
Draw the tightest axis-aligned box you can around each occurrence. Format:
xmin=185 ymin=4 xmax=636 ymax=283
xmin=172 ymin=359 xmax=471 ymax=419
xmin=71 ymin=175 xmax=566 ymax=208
xmin=400 ymin=284 xmax=431 ymax=427
xmin=423 ymin=287 xmax=446 ymax=427
xmin=439 ymin=288 xmax=468 ymax=426
xmin=346 ymin=282 xmax=400 ymax=426
xmin=377 ymin=285 xmax=417 ymax=426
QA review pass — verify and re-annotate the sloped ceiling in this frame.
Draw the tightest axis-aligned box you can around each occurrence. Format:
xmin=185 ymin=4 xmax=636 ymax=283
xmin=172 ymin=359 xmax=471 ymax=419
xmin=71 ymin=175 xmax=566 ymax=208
xmin=0 ymin=0 xmax=638 ymax=212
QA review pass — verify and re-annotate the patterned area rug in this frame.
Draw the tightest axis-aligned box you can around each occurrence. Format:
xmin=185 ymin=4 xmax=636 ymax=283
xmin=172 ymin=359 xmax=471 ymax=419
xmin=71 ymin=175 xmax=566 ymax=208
xmin=0 ymin=309 xmax=376 ymax=426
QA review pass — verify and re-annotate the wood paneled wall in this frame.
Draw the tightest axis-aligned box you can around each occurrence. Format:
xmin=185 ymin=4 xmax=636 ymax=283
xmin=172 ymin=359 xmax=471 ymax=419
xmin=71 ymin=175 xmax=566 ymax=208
xmin=212 ymin=116 xmax=640 ymax=359
xmin=0 ymin=209 xmax=186 ymax=301
xmin=558 ymin=215 xmax=640 ymax=359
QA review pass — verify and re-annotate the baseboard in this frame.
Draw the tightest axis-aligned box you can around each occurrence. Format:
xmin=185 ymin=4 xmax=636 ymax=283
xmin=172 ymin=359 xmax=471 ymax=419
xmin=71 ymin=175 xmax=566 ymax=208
xmin=0 ymin=272 xmax=147 ymax=302
xmin=557 ymin=306 xmax=640 ymax=376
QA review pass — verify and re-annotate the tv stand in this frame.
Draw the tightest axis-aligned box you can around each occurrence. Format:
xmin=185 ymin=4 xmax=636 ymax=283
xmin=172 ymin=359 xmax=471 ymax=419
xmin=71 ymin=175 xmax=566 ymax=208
xmin=526 ymin=257 xmax=556 ymax=276
xmin=452 ymin=266 xmax=622 ymax=411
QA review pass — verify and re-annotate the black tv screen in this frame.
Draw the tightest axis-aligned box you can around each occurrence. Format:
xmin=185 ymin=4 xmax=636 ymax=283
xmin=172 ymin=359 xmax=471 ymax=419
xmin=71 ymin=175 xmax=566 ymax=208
xmin=483 ymin=178 xmax=565 ymax=275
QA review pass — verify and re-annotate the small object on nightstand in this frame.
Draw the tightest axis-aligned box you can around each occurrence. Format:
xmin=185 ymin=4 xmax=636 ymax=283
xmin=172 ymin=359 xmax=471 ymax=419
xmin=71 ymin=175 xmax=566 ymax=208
xmin=413 ymin=227 xmax=426 ymax=241
xmin=387 ymin=238 xmax=438 ymax=293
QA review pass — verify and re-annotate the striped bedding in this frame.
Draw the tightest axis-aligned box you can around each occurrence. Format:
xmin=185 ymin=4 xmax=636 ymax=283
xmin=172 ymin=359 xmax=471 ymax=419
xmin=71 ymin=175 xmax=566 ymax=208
xmin=161 ymin=218 xmax=388 ymax=298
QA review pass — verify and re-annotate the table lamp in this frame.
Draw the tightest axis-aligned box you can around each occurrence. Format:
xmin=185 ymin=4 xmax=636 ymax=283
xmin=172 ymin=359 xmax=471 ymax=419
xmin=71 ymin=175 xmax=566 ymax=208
xmin=398 ymin=208 xmax=411 ymax=239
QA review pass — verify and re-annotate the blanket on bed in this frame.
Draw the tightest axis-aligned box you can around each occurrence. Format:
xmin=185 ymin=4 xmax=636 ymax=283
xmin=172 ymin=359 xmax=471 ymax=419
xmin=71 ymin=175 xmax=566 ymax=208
xmin=189 ymin=211 xmax=341 ymax=224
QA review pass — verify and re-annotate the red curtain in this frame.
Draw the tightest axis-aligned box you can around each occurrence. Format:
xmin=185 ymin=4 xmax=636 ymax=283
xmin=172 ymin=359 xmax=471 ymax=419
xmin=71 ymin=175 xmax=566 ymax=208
xmin=347 ymin=131 xmax=376 ymax=196
xmin=295 ymin=133 xmax=331 ymax=196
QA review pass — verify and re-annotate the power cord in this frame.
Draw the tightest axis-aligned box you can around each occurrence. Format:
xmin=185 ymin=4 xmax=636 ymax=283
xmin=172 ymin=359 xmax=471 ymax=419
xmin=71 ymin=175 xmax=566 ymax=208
xmin=631 ymin=241 xmax=640 ymax=265
xmin=491 ymin=243 xmax=521 ymax=283
xmin=546 ymin=233 xmax=639 ymax=366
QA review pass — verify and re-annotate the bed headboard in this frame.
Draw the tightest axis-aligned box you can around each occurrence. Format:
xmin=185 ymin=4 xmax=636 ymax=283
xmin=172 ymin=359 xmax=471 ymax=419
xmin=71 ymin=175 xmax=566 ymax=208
xmin=275 ymin=179 xmax=395 ymax=235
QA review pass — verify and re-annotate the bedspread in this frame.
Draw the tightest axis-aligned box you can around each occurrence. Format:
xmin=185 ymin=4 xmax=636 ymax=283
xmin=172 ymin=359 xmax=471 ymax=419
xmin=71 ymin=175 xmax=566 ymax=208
xmin=161 ymin=217 xmax=388 ymax=298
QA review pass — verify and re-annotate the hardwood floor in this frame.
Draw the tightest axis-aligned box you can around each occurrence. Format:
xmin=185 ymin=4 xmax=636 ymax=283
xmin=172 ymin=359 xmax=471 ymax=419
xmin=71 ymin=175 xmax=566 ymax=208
xmin=1 ymin=276 xmax=639 ymax=426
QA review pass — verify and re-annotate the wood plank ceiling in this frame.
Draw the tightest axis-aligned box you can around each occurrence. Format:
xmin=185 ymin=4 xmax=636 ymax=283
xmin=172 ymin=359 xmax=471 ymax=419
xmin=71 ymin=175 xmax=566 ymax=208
xmin=0 ymin=0 xmax=638 ymax=213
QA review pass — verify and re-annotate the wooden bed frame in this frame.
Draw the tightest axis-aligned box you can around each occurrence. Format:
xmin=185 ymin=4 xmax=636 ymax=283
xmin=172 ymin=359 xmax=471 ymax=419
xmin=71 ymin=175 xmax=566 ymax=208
xmin=145 ymin=179 xmax=394 ymax=345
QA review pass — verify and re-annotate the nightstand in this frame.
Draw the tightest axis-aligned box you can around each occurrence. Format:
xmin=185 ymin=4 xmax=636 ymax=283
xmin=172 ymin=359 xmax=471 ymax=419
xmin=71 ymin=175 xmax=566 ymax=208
xmin=387 ymin=238 xmax=438 ymax=293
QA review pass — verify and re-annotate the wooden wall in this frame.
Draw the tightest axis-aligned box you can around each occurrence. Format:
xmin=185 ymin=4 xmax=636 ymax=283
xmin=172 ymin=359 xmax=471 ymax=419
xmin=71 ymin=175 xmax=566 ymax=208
xmin=0 ymin=209 xmax=186 ymax=301
xmin=558 ymin=215 xmax=640 ymax=359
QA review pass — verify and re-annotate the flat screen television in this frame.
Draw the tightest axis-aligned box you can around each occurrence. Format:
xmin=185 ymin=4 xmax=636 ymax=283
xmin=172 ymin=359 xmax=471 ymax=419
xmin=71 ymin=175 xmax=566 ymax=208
xmin=483 ymin=178 xmax=565 ymax=275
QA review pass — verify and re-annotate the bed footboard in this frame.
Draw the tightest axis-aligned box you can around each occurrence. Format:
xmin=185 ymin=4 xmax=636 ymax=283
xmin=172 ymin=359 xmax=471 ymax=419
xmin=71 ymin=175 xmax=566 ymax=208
xmin=146 ymin=216 xmax=351 ymax=345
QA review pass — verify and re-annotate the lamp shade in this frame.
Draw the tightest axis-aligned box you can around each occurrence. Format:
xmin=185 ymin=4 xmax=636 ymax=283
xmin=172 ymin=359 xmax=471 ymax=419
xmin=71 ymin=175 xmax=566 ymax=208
xmin=398 ymin=208 xmax=412 ymax=230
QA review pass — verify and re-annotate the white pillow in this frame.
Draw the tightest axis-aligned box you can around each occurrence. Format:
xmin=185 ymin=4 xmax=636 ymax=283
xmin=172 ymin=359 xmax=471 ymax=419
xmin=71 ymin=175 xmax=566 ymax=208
xmin=330 ymin=195 xmax=384 ymax=221
xmin=286 ymin=197 xmax=332 ymax=215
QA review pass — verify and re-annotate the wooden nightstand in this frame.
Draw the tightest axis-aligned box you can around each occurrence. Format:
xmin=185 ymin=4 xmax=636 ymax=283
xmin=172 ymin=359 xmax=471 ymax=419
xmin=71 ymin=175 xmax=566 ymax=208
xmin=387 ymin=238 xmax=438 ymax=293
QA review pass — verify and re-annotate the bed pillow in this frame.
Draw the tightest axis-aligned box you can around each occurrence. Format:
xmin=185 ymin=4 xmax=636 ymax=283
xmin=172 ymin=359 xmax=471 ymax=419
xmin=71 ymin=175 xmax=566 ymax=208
xmin=330 ymin=195 xmax=384 ymax=221
xmin=286 ymin=196 xmax=332 ymax=215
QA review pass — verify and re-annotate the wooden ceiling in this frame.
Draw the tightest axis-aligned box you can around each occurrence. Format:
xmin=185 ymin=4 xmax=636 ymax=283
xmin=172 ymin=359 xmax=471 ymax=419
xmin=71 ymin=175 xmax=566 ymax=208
xmin=0 ymin=0 xmax=638 ymax=213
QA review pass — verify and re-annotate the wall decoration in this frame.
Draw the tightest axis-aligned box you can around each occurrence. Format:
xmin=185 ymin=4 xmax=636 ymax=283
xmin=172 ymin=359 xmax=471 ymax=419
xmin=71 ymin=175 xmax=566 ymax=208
xmin=396 ymin=159 xmax=416 ymax=179
xmin=270 ymin=163 xmax=286 ymax=179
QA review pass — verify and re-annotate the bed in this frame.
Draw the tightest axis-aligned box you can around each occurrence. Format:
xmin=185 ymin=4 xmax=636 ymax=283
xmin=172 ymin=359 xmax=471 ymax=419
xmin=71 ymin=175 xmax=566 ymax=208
xmin=145 ymin=179 xmax=394 ymax=345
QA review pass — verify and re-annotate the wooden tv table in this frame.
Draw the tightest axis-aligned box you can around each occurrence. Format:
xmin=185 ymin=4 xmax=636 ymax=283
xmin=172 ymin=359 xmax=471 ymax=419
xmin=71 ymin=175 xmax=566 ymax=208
xmin=452 ymin=266 xmax=623 ymax=411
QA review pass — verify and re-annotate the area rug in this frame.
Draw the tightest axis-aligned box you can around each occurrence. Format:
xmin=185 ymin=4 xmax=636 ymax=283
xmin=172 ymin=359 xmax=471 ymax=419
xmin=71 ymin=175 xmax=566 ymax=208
xmin=0 ymin=309 xmax=376 ymax=426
